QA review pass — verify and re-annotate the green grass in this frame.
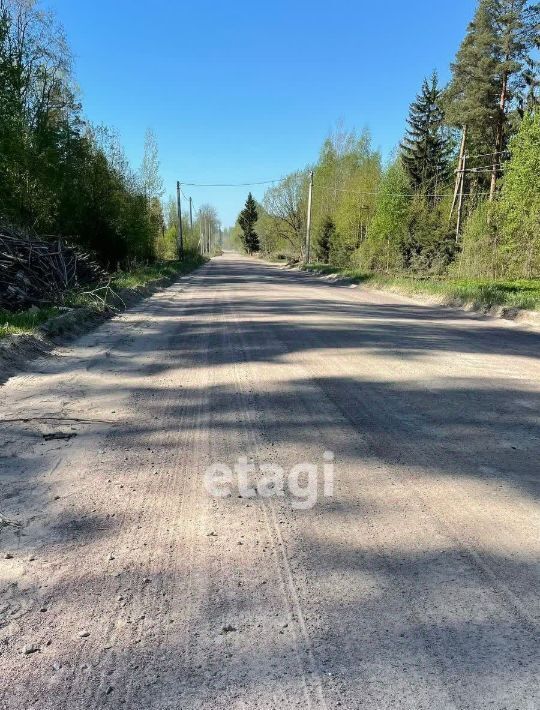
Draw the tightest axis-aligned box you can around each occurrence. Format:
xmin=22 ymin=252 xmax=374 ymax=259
xmin=0 ymin=306 xmax=61 ymax=339
xmin=0 ymin=254 xmax=207 ymax=340
xmin=111 ymin=254 xmax=206 ymax=289
xmin=303 ymin=263 xmax=540 ymax=311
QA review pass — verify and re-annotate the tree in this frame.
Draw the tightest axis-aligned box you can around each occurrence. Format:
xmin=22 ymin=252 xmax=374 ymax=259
xmin=405 ymin=194 xmax=457 ymax=274
xmin=313 ymin=127 xmax=381 ymax=265
xmin=197 ymin=204 xmax=220 ymax=254
xmin=238 ymin=193 xmax=259 ymax=254
xmin=140 ymin=128 xmax=163 ymax=200
xmin=444 ymin=0 xmax=539 ymax=198
xmin=263 ymin=172 xmax=308 ymax=255
xmin=0 ymin=0 xmax=163 ymax=267
xmin=355 ymin=160 xmax=411 ymax=272
xmin=315 ymin=217 xmax=334 ymax=263
xmin=400 ymin=72 xmax=451 ymax=199
xmin=498 ymin=111 xmax=540 ymax=276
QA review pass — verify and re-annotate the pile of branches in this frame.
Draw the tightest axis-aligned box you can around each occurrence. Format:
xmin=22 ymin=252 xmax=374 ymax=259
xmin=0 ymin=225 xmax=107 ymax=311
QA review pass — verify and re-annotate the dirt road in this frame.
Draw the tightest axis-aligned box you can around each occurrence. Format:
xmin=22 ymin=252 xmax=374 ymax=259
xmin=1 ymin=253 xmax=539 ymax=709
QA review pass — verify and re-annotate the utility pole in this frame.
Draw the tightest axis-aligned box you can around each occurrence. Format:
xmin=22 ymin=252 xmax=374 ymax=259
xmin=202 ymin=218 xmax=206 ymax=255
xmin=189 ymin=197 xmax=193 ymax=230
xmin=449 ymin=126 xmax=467 ymax=223
xmin=176 ymin=181 xmax=184 ymax=260
xmin=456 ymin=153 xmax=467 ymax=241
xmin=305 ymin=170 xmax=314 ymax=264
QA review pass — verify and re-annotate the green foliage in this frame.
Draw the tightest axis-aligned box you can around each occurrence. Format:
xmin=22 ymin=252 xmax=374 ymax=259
xmin=303 ymin=264 xmax=540 ymax=311
xmin=444 ymin=0 xmax=501 ymax=150
xmin=0 ymin=0 xmax=164 ymax=267
xmin=404 ymin=195 xmax=457 ymax=274
xmin=314 ymin=128 xmax=381 ymax=266
xmin=251 ymin=1 xmax=539 ymax=291
xmin=401 ymin=72 xmax=451 ymax=195
xmin=110 ymin=252 xmax=206 ymax=289
xmin=455 ymin=112 xmax=540 ymax=281
xmin=444 ymin=0 xmax=539 ymax=185
xmin=355 ymin=160 xmax=411 ymax=272
xmin=0 ymin=306 xmax=61 ymax=339
xmin=315 ymin=217 xmax=334 ymax=263
xmin=498 ymin=111 xmax=540 ymax=277
xmin=237 ymin=193 xmax=260 ymax=254
xmin=453 ymin=201 xmax=500 ymax=277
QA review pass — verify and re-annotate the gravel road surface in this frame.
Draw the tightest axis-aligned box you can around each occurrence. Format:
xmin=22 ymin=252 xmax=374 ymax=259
xmin=1 ymin=253 xmax=539 ymax=709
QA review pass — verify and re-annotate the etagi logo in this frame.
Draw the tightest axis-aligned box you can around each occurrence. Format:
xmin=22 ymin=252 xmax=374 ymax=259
xmin=204 ymin=452 xmax=334 ymax=510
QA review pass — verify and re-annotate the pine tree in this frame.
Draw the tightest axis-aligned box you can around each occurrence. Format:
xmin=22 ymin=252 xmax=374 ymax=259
xmin=444 ymin=0 xmax=539 ymax=197
xmin=238 ymin=193 xmax=260 ymax=254
xmin=400 ymin=72 xmax=451 ymax=198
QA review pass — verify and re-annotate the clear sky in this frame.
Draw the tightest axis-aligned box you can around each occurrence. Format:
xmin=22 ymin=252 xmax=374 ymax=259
xmin=47 ymin=0 xmax=476 ymax=227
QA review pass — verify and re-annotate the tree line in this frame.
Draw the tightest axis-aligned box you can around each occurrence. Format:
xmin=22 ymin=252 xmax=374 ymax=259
xmin=0 ymin=0 xmax=214 ymax=267
xmin=239 ymin=0 xmax=539 ymax=279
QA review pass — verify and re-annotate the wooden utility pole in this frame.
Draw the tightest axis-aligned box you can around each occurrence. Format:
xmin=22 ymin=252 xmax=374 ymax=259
xmin=450 ymin=126 xmax=467 ymax=223
xmin=490 ymin=69 xmax=508 ymax=201
xmin=189 ymin=197 xmax=193 ymax=229
xmin=456 ymin=153 xmax=466 ymax=241
xmin=305 ymin=170 xmax=314 ymax=264
xmin=176 ymin=181 xmax=184 ymax=260
xmin=203 ymin=218 xmax=207 ymax=254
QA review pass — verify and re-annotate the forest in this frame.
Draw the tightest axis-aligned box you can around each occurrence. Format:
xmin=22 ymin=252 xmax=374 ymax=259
xmin=237 ymin=0 xmax=539 ymax=284
xmin=0 ymin=0 xmax=219 ymax=273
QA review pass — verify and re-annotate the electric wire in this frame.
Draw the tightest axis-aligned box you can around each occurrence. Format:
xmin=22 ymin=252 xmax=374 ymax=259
xmin=181 ymin=178 xmax=282 ymax=187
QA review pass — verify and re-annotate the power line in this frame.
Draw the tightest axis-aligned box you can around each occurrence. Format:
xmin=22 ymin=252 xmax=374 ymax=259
xmin=330 ymin=187 xmax=489 ymax=197
xmin=181 ymin=178 xmax=282 ymax=187
xmin=465 ymin=149 xmax=510 ymax=159
xmin=458 ymin=166 xmax=502 ymax=173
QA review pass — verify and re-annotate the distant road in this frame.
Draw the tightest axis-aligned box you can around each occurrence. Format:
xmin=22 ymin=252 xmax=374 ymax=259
xmin=1 ymin=253 xmax=539 ymax=709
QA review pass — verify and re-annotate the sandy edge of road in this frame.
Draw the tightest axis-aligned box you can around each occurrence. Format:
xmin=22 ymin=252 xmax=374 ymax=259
xmin=281 ymin=262 xmax=540 ymax=332
xmin=0 ymin=266 xmax=205 ymax=386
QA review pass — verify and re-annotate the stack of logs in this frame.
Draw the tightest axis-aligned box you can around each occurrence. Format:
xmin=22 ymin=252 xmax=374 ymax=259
xmin=0 ymin=225 xmax=105 ymax=311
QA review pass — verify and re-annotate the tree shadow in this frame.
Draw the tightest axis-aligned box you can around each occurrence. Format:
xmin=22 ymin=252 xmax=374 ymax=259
xmin=1 ymin=256 xmax=539 ymax=708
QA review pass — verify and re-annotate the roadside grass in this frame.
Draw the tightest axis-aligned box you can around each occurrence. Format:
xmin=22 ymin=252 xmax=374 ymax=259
xmin=0 ymin=307 xmax=61 ymax=339
xmin=111 ymin=253 xmax=206 ymax=289
xmin=303 ymin=263 xmax=540 ymax=311
xmin=0 ymin=255 xmax=207 ymax=340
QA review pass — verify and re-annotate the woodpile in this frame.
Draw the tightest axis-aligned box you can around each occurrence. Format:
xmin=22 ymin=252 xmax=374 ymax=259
xmin=0 ymin=225 xmax=106 ymax=311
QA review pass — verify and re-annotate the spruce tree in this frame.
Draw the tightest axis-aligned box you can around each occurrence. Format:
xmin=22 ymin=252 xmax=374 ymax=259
xmin=238 ymin=193 xmax=260 ymax=254
xmin=400 ymin=72 xmax=451 ymax=198
xmin=316 ymin=216 xmax=334 ymax=263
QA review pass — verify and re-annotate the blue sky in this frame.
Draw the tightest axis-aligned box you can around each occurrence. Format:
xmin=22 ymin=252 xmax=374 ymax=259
xmin=47 ymin=0 xmax=476 ymax=226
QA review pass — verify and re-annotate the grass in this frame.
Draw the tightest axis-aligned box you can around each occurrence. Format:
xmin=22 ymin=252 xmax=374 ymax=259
xmin=0 ymin=254 xmax=207 ymax=340
xmin=303 ymin=263 xmax=540 ymax=311
xmin=0 ymin=306 xmax=61 ymax=339
xmin=111 ymin=253 xmax=206 ymax=289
